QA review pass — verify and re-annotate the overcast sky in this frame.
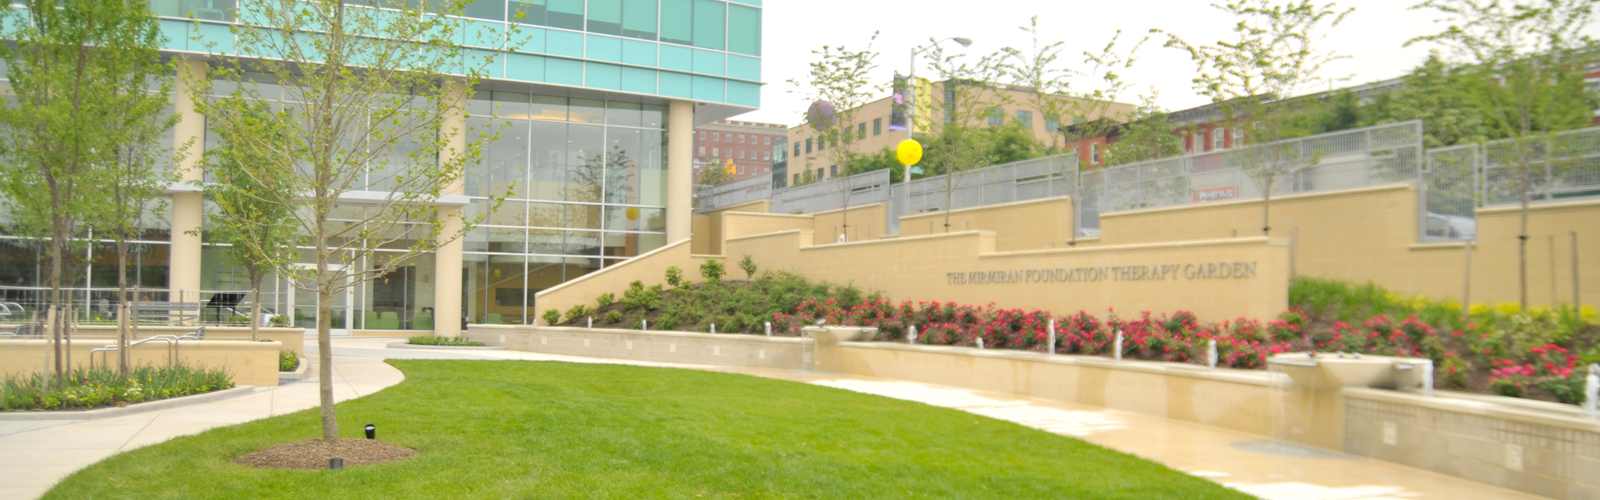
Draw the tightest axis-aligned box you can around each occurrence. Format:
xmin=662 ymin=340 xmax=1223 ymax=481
xmin=731 ymin=0 xmax=1587 ymax=126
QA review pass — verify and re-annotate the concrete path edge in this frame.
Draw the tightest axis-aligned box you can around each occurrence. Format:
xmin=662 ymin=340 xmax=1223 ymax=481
xmin=0 ymin=386 xmax=261 ymax=421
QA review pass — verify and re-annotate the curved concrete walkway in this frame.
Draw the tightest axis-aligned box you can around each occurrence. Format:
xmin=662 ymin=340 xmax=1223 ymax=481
xmin=2 ymin=336 xmax=1546 ymax=500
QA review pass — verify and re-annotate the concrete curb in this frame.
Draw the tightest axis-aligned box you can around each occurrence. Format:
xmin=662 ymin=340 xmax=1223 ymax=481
xmin=279 ymin=357 xmax=312 ymax=383
xmin=0 ymin=386 xmax=261 ymax=421
xmin=385 ymin=342 xmax=505 ymax=351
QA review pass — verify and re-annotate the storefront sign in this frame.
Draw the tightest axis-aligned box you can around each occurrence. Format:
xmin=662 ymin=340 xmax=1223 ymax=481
xmin=946 ymin=262 xmax=1257 ymax=285
xmin=1193 ymin=187 xmax=1240 ymax=203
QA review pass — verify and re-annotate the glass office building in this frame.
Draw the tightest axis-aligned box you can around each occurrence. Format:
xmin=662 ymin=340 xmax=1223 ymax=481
xmin=0 ymin=0 xmax=761 ymax=335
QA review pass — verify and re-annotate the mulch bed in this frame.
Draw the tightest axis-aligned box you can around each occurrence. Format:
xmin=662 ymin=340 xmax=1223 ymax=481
xmin=234 ymin=438 xmax=418 ymax=470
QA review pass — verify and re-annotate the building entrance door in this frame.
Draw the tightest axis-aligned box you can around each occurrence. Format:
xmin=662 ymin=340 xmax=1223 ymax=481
xmin=283 ymin=264 xmax=354 ymax=336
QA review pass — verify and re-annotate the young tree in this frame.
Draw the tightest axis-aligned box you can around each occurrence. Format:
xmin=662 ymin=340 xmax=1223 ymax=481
xmin=920 ymin=42 xmax=1008 ymax=232
xmin=0 ymin=0 xmax=174 ymax=381
xmin=789 ymin=32 xmax=881 ymax=241
xmin=203 ymin=103 xmax=300 ymax=342
xmin=1001 ymin=18 xmax=1147 ymax=243
xmin=1107 ymin=96 xmax=1187 ymax=166
xmin=193 ymin=0 xmax=511 ymax=441
xmin=1409 ymin=0 xmax=1599 ymax=309
xmin=1164 ymin=0 xmax=1354 ymax=235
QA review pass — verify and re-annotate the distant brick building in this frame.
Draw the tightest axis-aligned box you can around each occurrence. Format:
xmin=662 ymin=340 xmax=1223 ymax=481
xmin=693 ymin=119 xmax=787 ymax=184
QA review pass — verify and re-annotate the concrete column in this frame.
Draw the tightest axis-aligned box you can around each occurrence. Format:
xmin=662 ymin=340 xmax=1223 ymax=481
xmin=667 ymin=100 xmax=694 ymax=243
xmin=433 ymin=80 xmax=469 ymax=337
xmin=169 ymin=58 xmax=208 ymax=306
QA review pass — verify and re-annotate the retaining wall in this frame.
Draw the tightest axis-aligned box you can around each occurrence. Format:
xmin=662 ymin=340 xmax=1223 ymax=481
xmin=0 ymin=339 xmax=282 ymax=386
xmin=468 ymin=324 xmax=810 ymax=370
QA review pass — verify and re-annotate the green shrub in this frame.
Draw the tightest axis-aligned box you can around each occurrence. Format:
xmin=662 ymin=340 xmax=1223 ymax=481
xmin=565 ymin=304 xmax=590 ymax=323
xmin=595 ymin=292 xmax=615 ymax=309
xmin=406 ymin=336 xmax=487 ymax=347
xmin=665 ymin=266 xmax=684 ymax=287
xmin=2 ymin=364 xmax=233 ymax=411
xmin=738 ymin=254 xmax=758 ymax=279
xmin=268 ymin=315 xmax=289 ymax=327
xmin=542 ymin=309 xmax=562 ymax=325
xmin=224 ymin=315 xmax=250 ymax=326
xmin=621 ymin=281 xmax=661 ymax=312
xmin=700 ymin=259 xmax=725 ymax=282
xmin=279 ymin=350 xmax=299 ymax=372
xmin=605 ymin=310 xmax=622 ymax=323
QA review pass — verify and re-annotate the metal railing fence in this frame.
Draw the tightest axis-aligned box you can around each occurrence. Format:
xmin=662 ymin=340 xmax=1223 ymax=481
xmin=888 ymin=155 xmax=1080 ymax=235
xmin=769 ymin=169 xmax=892 ymax=216
xmin=695 ymin=175 xmax=773 ymax=215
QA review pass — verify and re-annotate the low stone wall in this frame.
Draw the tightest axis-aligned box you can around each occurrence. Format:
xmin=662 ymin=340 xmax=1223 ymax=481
xmin=820 ymin=341 xmax=1344 ymax=451
xmin=1 ymin=325 xmax=305 ymax=356
xmin=0 ymin=338 xmax=282 ymax=386
xmin=1344 ymin=388 xmax=1600 ymax=500
xmin=467 ymin=325 xmax=811 ymax=370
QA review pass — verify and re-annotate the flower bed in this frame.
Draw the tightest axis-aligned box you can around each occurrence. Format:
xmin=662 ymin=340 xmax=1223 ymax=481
xmin=1 ymin=364 xmax=234 ymax=411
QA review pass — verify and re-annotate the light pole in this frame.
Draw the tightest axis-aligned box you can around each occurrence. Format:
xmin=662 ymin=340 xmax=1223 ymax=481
xmin=905 ymin=37 xmax=971 ymax=219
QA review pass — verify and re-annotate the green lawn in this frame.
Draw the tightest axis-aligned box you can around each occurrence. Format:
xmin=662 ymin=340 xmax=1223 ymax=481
xmin=46 ymin=360 xmax=1251 ymax=499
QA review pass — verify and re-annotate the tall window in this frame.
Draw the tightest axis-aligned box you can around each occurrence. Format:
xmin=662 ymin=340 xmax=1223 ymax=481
xmin=1212 ymin=129 xmax=1225 ymax=151
xmin=1016 ymin=110 xmax=1033 ymax=128
xmin=1045 ymin=115 xmax=1060 ymax=132
xmin=1090 ymin=143 xmax=1101 ymax=165
xmin=873 ymin=118 xmax=882 ymax=136
xmin=987 ymin=107 xmax=1003 ymax=126
xmin=698 ymin=146 xmax=704 ymax=156
xmin=857 ymin=122 xmax=866 ymax=139
xmin=712 ymin=147 xmax=719 ymax=157
xmin=713 ymin=132 xmax=719 ymax=141
xmin=805 ymin=138 xmax=812 ymax=153
xmin=699 ymin=130 xmax=705 ymax=140
xmin=829 ymin=165 xmax=837 ymax=177
xmin=764 ymin=136 xmax=771 ymax=145
xmin=763 ymin=152 xmax=770 ymax=160
xmin=739 ymin=134 xmax=746 ymax=143
xmin=739 ymin=150 xmax=745 ymax=159
xmin=793 ymin=173 xmax=800 ymax=184
xmin=794 ymin=143 xmax=801 ymax=156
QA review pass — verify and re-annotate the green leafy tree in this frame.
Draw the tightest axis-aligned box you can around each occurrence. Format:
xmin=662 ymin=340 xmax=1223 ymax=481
xmin=0 ymin=0 xmax=175 ymax=381
xmin=790 ymin=32 xmax=882 ymax=241
xmin=920 ymin=43 xmax=1008 ymax=232
xmin=1361 ymin=54 xmax=1491 ymax=148
xmin=1107 ymin=97 xmax=1186 ymax=166
xmin=202 ymin=102 xmax=300 ymax=343
xmin=1409 ymin=0 xmax=1600 ymax=309
xmin=1164 ymin=0 xmax=1354 ymax=235
xmin=192 ymin=0 xmax=514 ymax=441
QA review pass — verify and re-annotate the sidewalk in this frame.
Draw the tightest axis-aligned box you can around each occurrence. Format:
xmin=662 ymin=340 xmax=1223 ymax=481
xmin=2 ymin=336 xmax=1545 ymax=500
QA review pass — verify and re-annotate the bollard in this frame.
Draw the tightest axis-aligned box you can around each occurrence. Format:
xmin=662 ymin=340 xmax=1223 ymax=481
xmin=364 ymin=424 xmax=376 ymax=440
xmin=976 ymin=337 xmax=984 ymax=350
xmin=642 ymin=319 xmax=647 ymax=331
xmin=710 ymin=323 xmax=716 ymax=334
xmin=1047 ymin=319 xmax=1056 ymax=355
xmin=330 ymin=458 xmax=344 ymax=470
xmin=1584 ymin=364 xmax=1598 ymax=420
xmin=587 ymin=316 xmax=592 ymax=328
xmin=908 ymin=325 xmax=918 ymax=345
xmin=1113 ymin=330 xmax=1123 ymax=361
xmin=1207 ymin=339 xmax=1218 ymax=371
xmin=765 ymin=322 xmax=771 ymax=336
xmin=1422 ymin=360 xmax=1435 ymax=397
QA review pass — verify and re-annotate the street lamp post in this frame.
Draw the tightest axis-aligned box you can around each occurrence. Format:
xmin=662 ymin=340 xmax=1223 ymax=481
xmin=905 ymin=37 xmax=971 ymax=218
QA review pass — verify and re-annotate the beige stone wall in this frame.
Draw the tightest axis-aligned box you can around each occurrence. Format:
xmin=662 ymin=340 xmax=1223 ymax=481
xmin=528 ymin=239 xmax=723 ymax=326
xmin=42 ymin=326 xmax=306 ymax=356
xmin=1096 ymin=184 xmax=1600 ymax=306
xmin=693 ymin=199 xmax=771 ymax=255
xmin=900 ymin=197 xmax=1078 ymax=252
xmin=469 ymin=325 xmax=810 ymax=370
xmin=0 ymin=339 xmax=282 ymax=386
xmin=726 ymin=229 xmax=1290 ymax=320
xmin=810 ymin=203 xmax=888 ymax=243
xmin=1344 ymin=388 xmax=1600 ymax=500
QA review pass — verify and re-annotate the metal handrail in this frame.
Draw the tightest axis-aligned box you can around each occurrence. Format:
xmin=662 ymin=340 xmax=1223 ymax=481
xmin=89 ymin=335 xmax=178 ymax=370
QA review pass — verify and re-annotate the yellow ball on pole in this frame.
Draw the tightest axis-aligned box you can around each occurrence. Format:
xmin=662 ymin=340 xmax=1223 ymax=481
xmin=896 ymin=139 xmax=923 ymax=166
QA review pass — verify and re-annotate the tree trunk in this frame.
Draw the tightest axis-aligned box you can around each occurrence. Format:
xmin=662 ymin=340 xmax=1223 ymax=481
xmin=1519 ymin=165 xmax=1530 ymax=310
xmin=116 ymin=239 xmax=129 ymax=376
xmin=49 ymin=222 xmax=64 ymax=384
xmin=943 ymin=167 xmax=955 ymax=233
xmin=250 ymin=274 xmax=263 ymax=342
xmin=1261 ymin=192 xmax=1272 ymax=235
xmin=317 ymin=263 xmax=337 ymax=441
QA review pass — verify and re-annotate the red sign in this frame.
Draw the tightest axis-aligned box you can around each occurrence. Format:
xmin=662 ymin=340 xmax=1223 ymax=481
xmin=1193 ymin=187 xmax=1240 ymax=203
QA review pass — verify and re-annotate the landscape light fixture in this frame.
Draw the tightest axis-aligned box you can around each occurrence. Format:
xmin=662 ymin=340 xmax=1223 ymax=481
xmin=365 ymin=424 xmax=376 ymax=440
xmin=330 ymin=457 xmax=344 ymax=470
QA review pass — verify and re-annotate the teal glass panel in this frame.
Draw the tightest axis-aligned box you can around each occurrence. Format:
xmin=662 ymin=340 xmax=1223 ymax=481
xmin=506 ymin=54 xmax=547 ymax=82
xmin=587 ymin=0 xmax=622 ymax=35
xmin=546 ymin=29 xmax=584 ymax=57
xmin=585 ymin=62 xmax=622 ymax=90
xmin=727 ymin=0 xmax=759 ymax=5
xmin=692 ymin=75 xmax=724 ymax=102
xmin=727 ymin=4 xmax=759 ymax=56
xmin=509 ymin=0 xmax=545 ymax=25
xmin=621 ymin=67 xmax=656 ymax=94
xmin=659 ymin=44 xmax=692 ymax=71
xmin=727 ymin=80 xmax=758 ymax=107
xmin=586 ymin=34 xmax=622 ymax=62
xmin=474 ymin=50 xmax=507 ymax=79
xmin=512 ymin=26 xmax=546 ymax=53
xmin=622 ymin=39 xmax=656 ymax=66
xmin=659 ymin=0 xmax=692 ymax=45
xmin=546 ymin=0 xmax=584 ymax=30
xmin=621 ymin=0 xmax=658 ymax=40
xmin=658 ymin=71 xmax=691 ymax=98
xmin=547 ymin=58 xmax=584 ymax=86
xmin=691 ymin=0 xmax=724 ymax=50
xmin=727 ymin=54 xmax=758 ymax=81
xmin=464 ymin=0 xmax=507 ymax=21
xmin=196 ymin=23 xmax=235 ymax=54
xmin=466 ymin=19 xmax=506 ymax=49
xmin=158 ymin=19 xmax=191 ymax=51
xmin=692 ymin=49 xmax=723 ymax=76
